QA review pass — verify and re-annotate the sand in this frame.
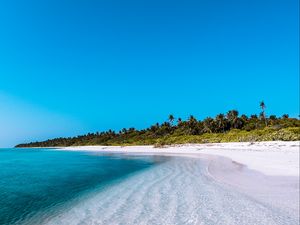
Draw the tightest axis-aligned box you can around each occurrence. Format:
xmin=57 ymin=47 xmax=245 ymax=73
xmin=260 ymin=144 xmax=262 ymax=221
xmin=61 ymin=141 xmax=299 ymax=176
xmin=44 ymin=141 xmax=300 ymax=224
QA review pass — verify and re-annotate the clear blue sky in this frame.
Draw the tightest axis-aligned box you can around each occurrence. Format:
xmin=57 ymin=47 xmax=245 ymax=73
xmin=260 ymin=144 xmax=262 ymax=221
xmin=0 ymin=0 xmax=299 ymax=147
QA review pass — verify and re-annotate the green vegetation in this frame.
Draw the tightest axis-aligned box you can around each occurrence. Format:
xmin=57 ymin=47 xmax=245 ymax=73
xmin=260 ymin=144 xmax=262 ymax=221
xmin=16 ymin=102 xmax=300 ymax=148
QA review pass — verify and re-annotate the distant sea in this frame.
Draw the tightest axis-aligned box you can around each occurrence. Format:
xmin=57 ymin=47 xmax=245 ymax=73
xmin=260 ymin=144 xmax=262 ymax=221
xmin=0 ymin=148 xmax=160 ymax=225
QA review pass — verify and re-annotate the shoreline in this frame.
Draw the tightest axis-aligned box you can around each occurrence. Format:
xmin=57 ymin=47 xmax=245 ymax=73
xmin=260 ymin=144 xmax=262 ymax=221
xmin=58 ymin=141 xmax=299 ymax=177
xmin=59 ymin=140 xmax=300 ymax=221
xmin=45 ymin=143 xmax=299 ymax=224
xmin=13 ymin=141 xmax=299 ymax=224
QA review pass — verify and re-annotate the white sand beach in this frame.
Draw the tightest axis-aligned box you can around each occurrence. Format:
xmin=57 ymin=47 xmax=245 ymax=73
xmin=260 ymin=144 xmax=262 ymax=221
xmin=62 ymin=141 xmax=299 ymax=176
xmin=48 ymin=141 xmax=299 ymax=225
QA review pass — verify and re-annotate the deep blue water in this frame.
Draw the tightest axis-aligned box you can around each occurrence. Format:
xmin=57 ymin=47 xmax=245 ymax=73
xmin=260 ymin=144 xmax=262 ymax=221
xmin=0 ymin=148 xmax=159 ymax=225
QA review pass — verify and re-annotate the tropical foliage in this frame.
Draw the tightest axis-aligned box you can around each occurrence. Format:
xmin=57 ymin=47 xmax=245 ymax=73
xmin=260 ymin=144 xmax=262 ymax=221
xmin=16 ymin=103 xmax=300 ymax=147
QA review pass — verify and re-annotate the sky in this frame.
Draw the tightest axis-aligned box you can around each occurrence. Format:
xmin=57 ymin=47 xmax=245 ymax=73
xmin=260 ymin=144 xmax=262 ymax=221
xmin=0 ymin=0 xmax=299 ymax=147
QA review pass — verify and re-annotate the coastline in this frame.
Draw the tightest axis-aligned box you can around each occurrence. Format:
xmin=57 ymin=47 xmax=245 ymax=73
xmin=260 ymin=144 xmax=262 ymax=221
xmin=43 ymin=141 xmax=300 ymax=224
xmin=58 ymin=141 xmax=299 ymax=177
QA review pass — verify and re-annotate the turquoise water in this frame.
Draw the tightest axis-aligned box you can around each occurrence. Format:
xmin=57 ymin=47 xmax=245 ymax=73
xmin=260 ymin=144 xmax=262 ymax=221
xmin=0 ymin=148 xmax=159 ymax=225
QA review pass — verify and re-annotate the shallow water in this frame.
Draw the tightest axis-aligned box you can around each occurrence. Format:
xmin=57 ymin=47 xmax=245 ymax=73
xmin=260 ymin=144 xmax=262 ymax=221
xmin=0 ymin=149 xmax=298 ymax=225
xmin=0 ymin=149 xmax=162 ymax=224
xmin=45 ymin=156 xmax=299 ymax=225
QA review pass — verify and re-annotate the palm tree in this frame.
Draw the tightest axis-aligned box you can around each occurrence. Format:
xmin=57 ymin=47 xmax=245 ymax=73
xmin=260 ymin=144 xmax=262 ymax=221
xmin=260 ymin=101 xmax=267 ymax=126
xmin=260 ymin=101 xmax=265 ymax=111
xmin=203 ymin=117 xmax=215 ymax=133
xmin=226 ymin=110 xmax=239 ymax=129
xmin=188 ymin=115 xmax=197 ymax=124
xmin=240 ymin=114 xmax=248 ymax=128
xmin=187 ymin=115 xmax=199 ymax=134
xmin=282 ymin=114 xmax=289 ymax=119
xmin=168 ymin=114 xmax=175 ymax=126
xmin=215 ymin=114 xmax=226 ymax=132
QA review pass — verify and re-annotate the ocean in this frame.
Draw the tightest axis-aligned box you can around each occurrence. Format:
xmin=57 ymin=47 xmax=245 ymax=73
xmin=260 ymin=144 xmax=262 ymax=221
xmin=0 ymin=148 xmax=161 ymax=225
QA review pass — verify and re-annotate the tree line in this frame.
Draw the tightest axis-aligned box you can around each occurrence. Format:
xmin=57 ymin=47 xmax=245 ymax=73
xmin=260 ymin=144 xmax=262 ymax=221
xmin=16 ymin=101 xmax=300 ymax=147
